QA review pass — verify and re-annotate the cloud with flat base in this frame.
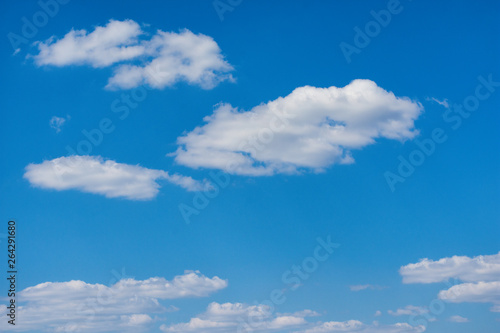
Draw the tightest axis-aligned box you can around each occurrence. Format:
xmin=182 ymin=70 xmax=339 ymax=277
xmin=24 ymin=155 xmax=209 ymax=200
xmin=173 ymin=79 xmax=422 ymax=176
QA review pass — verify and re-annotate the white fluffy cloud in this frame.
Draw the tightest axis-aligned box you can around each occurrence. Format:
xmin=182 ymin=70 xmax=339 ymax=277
xmin=400 ymin=252 xmax=500 ymax=312
xmin=160 ymin=302 xmax=313 ymax=332
xmin=0 ymin=271 xmax=227 ymax=332
xmin=24 ymin=155 xmax=208 ymax=200
xmin=294 ymin=320 xmax=425 ymax=333
xmin=34 ymin=19 xmax=145 ymax=67
xmin=399 ymin=252 xmax=500 ymax=284
xmin=438 ymin=281 xmax=500 ymax=311
xmin=173 ymin=79 xmax=422 ymax=176
xmin=33 ymin=20 xmax=233 ymax=89
xmin=107 ymin=29 xmax=234 ymax=90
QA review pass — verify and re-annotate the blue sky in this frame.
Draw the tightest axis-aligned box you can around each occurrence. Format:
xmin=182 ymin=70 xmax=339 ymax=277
xmin=0 ymin=0 xmax=499 ymax=332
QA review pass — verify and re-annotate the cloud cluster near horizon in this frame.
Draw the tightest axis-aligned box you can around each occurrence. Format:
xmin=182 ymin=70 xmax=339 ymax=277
xmin=32 ymin=19 xmax=234 ymax=90
xmin=0 ymin=271 xmax=227 ymax=332
xmin=6 ymin=251 xmax=497 ymax=332
xmin=160 ymin=302 xmax=425 ymax=333
xmin=294 ymin=321 xmax=425 ymax=333
xmin=0 ymin=275 xmax=426 ymax=333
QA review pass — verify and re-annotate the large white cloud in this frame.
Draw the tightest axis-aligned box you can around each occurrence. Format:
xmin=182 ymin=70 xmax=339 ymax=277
xmin=400 ymin=252 xmax=500 ymax=313
xmin=172 ymin=79 xmax=422 ymax=176
xmin=24 ymin=155 xmax=208 ymax=200
xmin=32 ymin=20 xmax=233 ymax=89
xmin=399 ymin=252 xmax=500 ymax=284
xmin=0 ymin=271 xmax=227 ymax=332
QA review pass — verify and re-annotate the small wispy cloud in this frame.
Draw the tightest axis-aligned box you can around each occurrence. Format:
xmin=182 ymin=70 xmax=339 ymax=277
xmin=49 ymin=115 xmax=70 ymax=133
xmin=426 ymin=97 xmax=450 ymax=108
xmin=349 ymin=284 xmax=387 ymax=291
xmin=448 ymin=315 xmax=469 ymax=323
xmin=388 ymin=305 xmax=429 ymax=317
